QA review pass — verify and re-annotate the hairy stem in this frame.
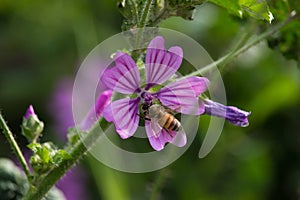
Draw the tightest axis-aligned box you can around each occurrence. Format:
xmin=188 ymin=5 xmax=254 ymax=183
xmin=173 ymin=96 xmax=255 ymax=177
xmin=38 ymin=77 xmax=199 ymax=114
xmin=23 ymin=119 xmax=107 ymax=200
xmin=132 ymin=0 xmax=153 ymax=60
xmin=0 ymin=113 xmax=31 ymax=182
xmin=128 ymin=0 xmax=139 ymax=24
xmin=138 ymin=0 xmax=153 ymax=28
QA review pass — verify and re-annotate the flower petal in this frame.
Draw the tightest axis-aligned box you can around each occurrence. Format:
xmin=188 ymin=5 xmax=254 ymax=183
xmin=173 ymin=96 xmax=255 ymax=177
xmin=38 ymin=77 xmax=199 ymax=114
xmin=145 ymin=36 xmax=183 ymax=88
xmin=101 ymin=52 xmax=140 ymax=94
xmin=145 ymin=121 xmax=187 ymax=151
xmin=156 ymin=76 xmax=209 ymax=115
xmin=80 ymin=90 xmax=113 ymax=131
xmin=103 ymin=97 xmax=140 ymax=139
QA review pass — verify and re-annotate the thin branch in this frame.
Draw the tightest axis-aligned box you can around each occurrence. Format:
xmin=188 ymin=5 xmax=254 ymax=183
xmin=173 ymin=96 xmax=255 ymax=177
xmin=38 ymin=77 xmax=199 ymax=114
xmin=132 ymin=0 xmax=154 ymax=60
xmin=179 ymin=12 xmax=297 ymax=79
xmin=138 ymin=0 xmax=153 ymax=28
xmin=128 ymin=0 xmax=139 ymax=24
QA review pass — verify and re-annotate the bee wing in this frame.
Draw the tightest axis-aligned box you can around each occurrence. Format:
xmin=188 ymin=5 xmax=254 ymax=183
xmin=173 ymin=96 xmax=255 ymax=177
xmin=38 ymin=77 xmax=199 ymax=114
xmin=150 ymin=118 xmax=164 ymax=138
xmin=170 ymin=128 xmax=187 ymax=147
xmin=145 ymin=120 xmax=187 ymax=151
xmin=163 ymin=104 xmax=181 ymax=115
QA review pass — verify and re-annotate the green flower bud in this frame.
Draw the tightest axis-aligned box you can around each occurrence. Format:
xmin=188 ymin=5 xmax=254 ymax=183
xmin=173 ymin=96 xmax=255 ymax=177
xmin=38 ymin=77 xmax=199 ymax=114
xmin=22 ymin=105 xmax=44 ymax=142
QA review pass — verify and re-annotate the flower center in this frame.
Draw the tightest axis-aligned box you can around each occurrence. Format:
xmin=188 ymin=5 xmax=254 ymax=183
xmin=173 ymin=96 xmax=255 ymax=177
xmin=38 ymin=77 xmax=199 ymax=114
xmin=138 ymin=89 xmax=155 ymax=103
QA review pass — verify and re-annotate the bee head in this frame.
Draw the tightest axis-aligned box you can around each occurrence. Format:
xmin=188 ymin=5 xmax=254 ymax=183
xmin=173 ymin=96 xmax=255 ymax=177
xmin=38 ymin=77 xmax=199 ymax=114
xmin=141 ymin=102 xmax=151 ymax=114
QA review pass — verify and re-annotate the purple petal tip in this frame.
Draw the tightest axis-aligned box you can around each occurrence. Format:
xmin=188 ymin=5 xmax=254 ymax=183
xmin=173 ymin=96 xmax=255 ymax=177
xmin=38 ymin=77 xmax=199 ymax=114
xmin=25 ymin=105 xmax=36 ymax=119
xmin=80 ymin=90 xmax=113 ymax=131
xmin=148 ymin=36 xmax=165 ymax=50
xmin=95 ymin=90 xmax=113 ymax=117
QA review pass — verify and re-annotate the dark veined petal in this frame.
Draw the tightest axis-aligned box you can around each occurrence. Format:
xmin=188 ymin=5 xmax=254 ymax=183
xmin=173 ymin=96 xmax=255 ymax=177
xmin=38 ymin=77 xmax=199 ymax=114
xmin=101 ymin=52 xmax=140 ymax=94
xmin=145 ymin=121 xmax=187 ymax=151
xmin=145 ymin=36 xmax=183 ymax=88
xmin=156 ymin=76 xmax=209 ymax=115
xmin=103 ymin=98 xmax=140 ymax=139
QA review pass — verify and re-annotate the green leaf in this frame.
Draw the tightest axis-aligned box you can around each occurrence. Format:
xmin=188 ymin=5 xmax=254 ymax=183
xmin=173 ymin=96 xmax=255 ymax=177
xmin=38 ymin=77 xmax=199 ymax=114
xmin=67 ymin=127 xmax=80 ymax=146
xmin=159 ymin=0 xmax=205 ymax=21
xmin=268 ymin=20 xmax=300 ymax=63
xmin=28 ymin=142 xmax=58 ymax=173
xmin=29 ymin=141 xmax=72 ymax=175
xmin=208 ymin=0 xmax=242 ymax=17
xmin=119 ymin=0 xmax=206 ymax=29
xmin=0 ymin=158 xmax=66 ymax=200
xmin=53 ymin=150 xmax=71 ymax=165
xmin=27 ymin=143 xmax=42 ymax=153
xmin=239 ymin=0 xmax=274 ymax=23
xmin=37 ymin=146 xmax=51 ymax=163
xmin=266 ymin=1 xmax=300 ymax=66
xmin=0 ymin=158 xmax=27 ymax=200
xmin=208 ymin=0 xmax=274 ymax=23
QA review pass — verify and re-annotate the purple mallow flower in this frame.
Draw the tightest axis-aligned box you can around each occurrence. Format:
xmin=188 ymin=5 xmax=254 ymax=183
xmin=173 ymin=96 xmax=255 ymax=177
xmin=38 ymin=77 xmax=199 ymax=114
xmin=203 ymin=99 xmax=250 ymax=127
xmin=101 ymin=36 xmax=209 ymax=151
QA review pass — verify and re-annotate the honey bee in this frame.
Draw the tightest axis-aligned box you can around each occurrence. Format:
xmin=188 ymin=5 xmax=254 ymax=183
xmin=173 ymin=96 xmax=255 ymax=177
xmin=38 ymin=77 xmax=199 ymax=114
xmin=141 ymin=102 xmax=182 ymax=136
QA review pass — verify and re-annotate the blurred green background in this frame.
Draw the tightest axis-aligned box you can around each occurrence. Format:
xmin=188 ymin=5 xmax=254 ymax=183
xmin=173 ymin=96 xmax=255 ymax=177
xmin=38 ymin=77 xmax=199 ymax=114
xmin=0 ymin=1 xmax=299 ymax=200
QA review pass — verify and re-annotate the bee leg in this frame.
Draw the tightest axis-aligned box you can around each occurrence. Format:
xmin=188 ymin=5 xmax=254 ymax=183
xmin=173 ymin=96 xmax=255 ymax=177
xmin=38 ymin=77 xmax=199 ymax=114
xmin=137 ymin=113 xmax=151 ymax=121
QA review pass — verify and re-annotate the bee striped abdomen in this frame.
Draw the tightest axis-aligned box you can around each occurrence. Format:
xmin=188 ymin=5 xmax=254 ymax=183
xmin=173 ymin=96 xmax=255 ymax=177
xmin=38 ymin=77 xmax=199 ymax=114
xmin=170 ymin=117 xmax=181 ymax=131
xmin=147 ymin=104 xmax=182 ymax=134
xmin=162 ymin=114 xmax=181 ymax=132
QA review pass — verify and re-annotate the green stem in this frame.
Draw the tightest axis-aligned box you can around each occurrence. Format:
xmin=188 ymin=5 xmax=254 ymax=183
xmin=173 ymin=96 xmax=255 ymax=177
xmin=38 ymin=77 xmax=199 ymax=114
xmin=132 ymin=0 xmax=153 ymax=60
xmin=180 ymin=13 xmax=295 ymax=78
xmin=218 ymin=29 xmax=252 ymax=73
xmin=0 ymin=113 xmax=31 ymax=182
xmin=138 ymin=0 xmax=153 ymax=28
xmin=128 ymin=0 xmax=139 ymax=24
xmin=22 ymin=119 xmax=108 ymax=200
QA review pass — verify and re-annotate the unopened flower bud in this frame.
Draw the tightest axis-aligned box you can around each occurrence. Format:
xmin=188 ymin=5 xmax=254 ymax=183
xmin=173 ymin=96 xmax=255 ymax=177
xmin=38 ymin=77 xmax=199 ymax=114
xmin=203 ymin=99 xmax=251 ymax=127
xmin=22 ymin=105 xmax=44 ymax=142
